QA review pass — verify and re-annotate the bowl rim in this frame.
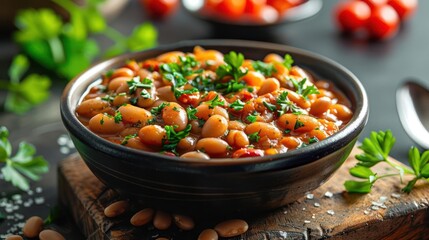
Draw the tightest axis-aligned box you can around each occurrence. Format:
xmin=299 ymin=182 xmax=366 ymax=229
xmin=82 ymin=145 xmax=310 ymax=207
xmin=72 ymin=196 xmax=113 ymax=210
xmin=61 ymin=39 xmax=368 ymax=168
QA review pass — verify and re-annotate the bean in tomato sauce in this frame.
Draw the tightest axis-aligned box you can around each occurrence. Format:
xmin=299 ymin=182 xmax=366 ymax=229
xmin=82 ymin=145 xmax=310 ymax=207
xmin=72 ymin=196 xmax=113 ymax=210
xmin=76 ymin=47 xmax=353 ymax=159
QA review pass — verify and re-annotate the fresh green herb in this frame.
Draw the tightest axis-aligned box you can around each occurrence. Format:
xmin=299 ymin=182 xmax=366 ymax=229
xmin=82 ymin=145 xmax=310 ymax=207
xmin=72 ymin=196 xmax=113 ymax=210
xmin=284 ymin=129 xmax=291 ymax=134
xmin=44 ymin=206 xmax=61 ymax=225
xmin=121 ymin=134 xmax=138 ymax=145
xmin=276 ymin=91 xmax=301 ymax=116
xmin=229 ymin=99 xmax=246 ymax=111
xmin=0 ymin=126 xmax=49 ymax=191
xmin=99 ymin=116 xmax=105 ymax=125
xmin=263 ymin=102 xmax=277 ymax=112
xmin=114 ymin=111 xmax=122 ymax=123
xmin=186 ymin=106 xmax=198 ymax=120
xmin=294 ymin=119 xmax=304 ymax=130
xmin=252 ymin=61 xmax=276 ymax=77
xmin=215 ymin=79 xmax=247 ymax=94
xmin=129 ymin=97 xmax=138 ymax=105
xmin=290 ymin=78 xmax=320 ymax=100
xmin=206 ymin=95 xmax=225 ymax=109
xmin=105 ymin=69 xmax=114 ymax=78
xmin=173 ymin=87 xmax=199 ymax=99
xmin=127 ymin=76 xmax=153 ymax=94
xmin=14 ymin=0 xmax=157 ymax=79
xmin=246 ymin=111 xmax=259 ymax=123
xmin=344 ymin=130 xmax=429 ymax=194
xmin=215 ymin=51 xmax=248 ymax=94
xmin=248 ymin=132 xmax=260 ymax=143
xmin=283 ymin=54 xmax=294 ymax=70
xmin=101 ymin=94 xmax=115 ymax=102
xmin=0 ymin=55 xmax=51 ymax=114
xmin=198 ymin=119 xmax=206 ymax=127
xmin=162 ymin=125 xmax=192 ymax=152
xmin=160 ymin=57 xmax=201 ymax=98
xmin=150 ymin=102 xmax=168 ymax=115
xmin=308 ymin=137 xmax=319 ymax=144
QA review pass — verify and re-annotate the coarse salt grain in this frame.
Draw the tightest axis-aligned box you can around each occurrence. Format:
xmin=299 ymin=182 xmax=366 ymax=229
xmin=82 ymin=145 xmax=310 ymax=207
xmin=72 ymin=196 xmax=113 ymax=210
xmin=314 ymin=202 xmax=320 ymax=207
xmin=327 ymin=210 xmax=335 ymax=215
xmin=324 ymin=191 xmax=333 ymax=198
xmin=304 ymin=220 xmax=311 ymax=224
xmin=60 ymin=146 xmax=70 ymax=154
xmin=379 ymin=196 xmax=388 ymax=202
xmin=391 ymin=193 xmax=401 ymax=199
xmin=371 ymin=206 xmax=379 ymax=211
xmin=35 ymin=187 xmax=42 ymax=193
xmin=364 ymin=210 xmax=370 ymax=215
xmin=306 ymin=193 xmax=314 ymax=200
xmin=302 ymin=207 xmax=306 ymax=211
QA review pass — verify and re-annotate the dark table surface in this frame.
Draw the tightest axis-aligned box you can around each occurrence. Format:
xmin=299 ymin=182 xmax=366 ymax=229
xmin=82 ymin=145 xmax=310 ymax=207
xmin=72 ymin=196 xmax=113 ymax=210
xmin=1 ymin=0 xmax=429 ymax=238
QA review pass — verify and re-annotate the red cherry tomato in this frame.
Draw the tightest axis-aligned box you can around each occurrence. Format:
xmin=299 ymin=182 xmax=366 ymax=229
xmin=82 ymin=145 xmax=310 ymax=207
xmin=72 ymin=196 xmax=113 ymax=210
xmin=360 ymin=0 xmax=387 ymax=10
xmin=216 ymin=0 xmax=246 ymax=19
xmin=367 ymin=4 xmax=399 ymax=40
xmin=232 ymin=148 xmax=265 ymax=158
xmin=140 ymin=0 xmax=179 ymax=19
xmin=251 ymin=5 xmax=279 ymax=24
xmin=177 ymin=93 xmax=200 ymax=107
xmin=245 ymin=0 xmax=267 ymax=14
xmin=267 ymin=0 xmax=293 ymax=14
xmin=388 ymin=0 xmax=418 ymax=20
xmin=335 ymin=1 xmax=371 ymax=32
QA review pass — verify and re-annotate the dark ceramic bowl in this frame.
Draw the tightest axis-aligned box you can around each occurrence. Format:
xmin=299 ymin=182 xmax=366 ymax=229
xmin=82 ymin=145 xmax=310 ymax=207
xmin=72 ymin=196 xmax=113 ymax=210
xmin=61 ymin=40 xmax=368 ymax=216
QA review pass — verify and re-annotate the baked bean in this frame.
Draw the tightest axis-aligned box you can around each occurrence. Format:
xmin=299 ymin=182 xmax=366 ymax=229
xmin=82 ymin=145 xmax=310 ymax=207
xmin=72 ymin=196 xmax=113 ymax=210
xmin=22 ymin=216 xmax=43 ymax=238
xmin=242 ymin=71 xmax=264 ymax=87
xmin=112 ymin=95 xmax=130 ymax=106
xmin=104 ymin=200 xmax=128 ymax=217
xmin=139 ymin=125 xmax=166 ymax=146
xmin=194 ymin=46 xmax=223 ymax=66
xmin=195 ymin=138 xmax=229 ymax=157
xmin=226 ymin=130 xmax=249 ymax=148
xmin=173 ymin=214 xmax=195 ymax=230
xmin=76 ymin=98 xmax=110 ymax=118
xmin=162 ymin=102 xmax=188 ymax=131
xmin=122 ymin=137 xmax=152 ymax=151
xmin=281 ymin=136 xmax=301 ymax=149
xmin=153 ymin=210 xmax=172 ymax=230
xmin=89 ymin=113 xmax=125 ymax=134
xmin=130 ymin=208 xmax=155 ymax=227
xmin=156 ymin=51 xmax=184 ymax=63
xmin=118 ymin=104 xmax=152 ymax=125
xmin=124 ymin=60 xmax=140 ymax=73
xmin=258 ymin=78 xmax=280 ymax=96
xmin=310 ymin=96 xmax=332 ymax=116
xmin=111 ymin=67 xmax=134 ymax=79
xmin=120 ymin=127 xmax=140 ymax=137
xmin=245 ymin=122 xmax=282 ymax=140
xmin=214 ymin=219 xmax=249 ymax=237
xmin=180 ymin=151 xmax=210 ymax=159
xmin=5 ymin=235 xmax=23 ymax=240
xmin=39 ymin=230 xmax=65 ymax=240
xmin=277 ymin=113 xmax=320 ymax=133
xmin=157 ymin=85 xmax=176 ymax=102
xmin=284 ymin=89 xmax=311 ymax=109
xmin=190 ymin=120 xmax=203 ymax=134
xmin=330 ymin=104 xmax=353 ymax=121
xmin=108 ymin=77 xmax=129 ymax=92
xmin=198 ymin=229 xmax=218 ymax=240
xmin=263 ymin=53 xmax=283 ymax=63
xmin=177 ymin=136 xmax=197 ymax=152
xmin=228 ymin=120 xmax=246 ymax=131
xmin=201 ymin=115 xmax=228 ymax=138
xmin=195 ymin=104 xmax=229 ymax=120
xmin=136 ymin=87 xmax=157 ymax=108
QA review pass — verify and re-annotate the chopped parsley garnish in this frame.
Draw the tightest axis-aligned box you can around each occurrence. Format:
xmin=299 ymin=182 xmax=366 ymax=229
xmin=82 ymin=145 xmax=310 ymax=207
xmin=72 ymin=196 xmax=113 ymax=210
xmin=290 ymin=78 xmax=320 ymax=100
xmin=229 ymin=99 xmax=245 ymax=111
xmin=140 ymin=89 xmax=151 ymax=99
xmin=294 ymin=119 xmax=304 ymax=130
xmin=248 ymin=131 xmax=260 ymax=143
xmin=186 ymin=106 xmax=198 ymax=120
xmin=276 ymin=91 xmax=301 ymax=116
xmin=121 ymin=134 xmax=137 ymax=145
xmin=215 ymin=51 xmax=248 ymax=94
xmin=114 ymin=111 xmax=122 ymax=123
xmin=150 ymin=102 xmax=168 ymax=115
xmin=308 ymin=137 xmax=319 ymax=144
xmin=284 ymin=129 xmax=291 ymax=134
xmin=283 ymin=54 xmax=294 ymax=70
xmin=198 ymin=119 xmax=206 ymax=127
xmin=162 ymin=125 xmax=192 ymax=152
xmin=105 ymin=69 xmax=114 ymax=78
xmin=263 ymin=101 xmax=277 ymax=112
xmin=246 ymin=111 xmax=259 ymax=123
xmin=101 ymin=94 xmax=115 ymax=102
xmin=173 ymin=87 xmax=199 ymax=99
xmin=206 ymin=94 xmax=225 ymax=109
xmin=127 ymin=76 xmax=153 ymax=94
xmin=100 ymin=116 xmax=105 ymax=125
xmin=252 ymin=61 xmax=276 ymax=77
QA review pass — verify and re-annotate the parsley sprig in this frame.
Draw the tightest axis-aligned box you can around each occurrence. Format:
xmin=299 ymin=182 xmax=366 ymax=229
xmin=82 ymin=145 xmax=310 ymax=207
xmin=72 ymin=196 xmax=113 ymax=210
xmin=252 ymin=61 xmax=276 ymax=77
xmin=344 ymin=130 xmax=429 ymax=193
xmin=162 ymin=125 xmax=192 ymax=153
xmin=206 ymin=95 xmax=225 ymax=109
xmin=0 ymin=126 xmax=49 ymax=191
xmin=215 ymin=51 xmax=248 ymax=94
xmin=0 ymin=55 xmax=51 ymax=114
xmin=290 ymin=78 xmax=320 ymax=100
xmin=229 ymin=99 xmax=246 ymax=111
xmin=276 ymin=91 xmax=302 ymax=116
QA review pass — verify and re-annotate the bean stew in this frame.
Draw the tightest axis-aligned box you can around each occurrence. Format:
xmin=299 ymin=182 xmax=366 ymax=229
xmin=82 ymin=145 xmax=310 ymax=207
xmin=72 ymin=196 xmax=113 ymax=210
xmin=75 ymin=46 xmax=352 ymax=160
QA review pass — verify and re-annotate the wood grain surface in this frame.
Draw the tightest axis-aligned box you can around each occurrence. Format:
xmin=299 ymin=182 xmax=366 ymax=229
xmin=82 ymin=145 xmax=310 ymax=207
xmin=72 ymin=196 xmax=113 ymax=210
xmin=58 ymin=147 xmax=429 ymax=240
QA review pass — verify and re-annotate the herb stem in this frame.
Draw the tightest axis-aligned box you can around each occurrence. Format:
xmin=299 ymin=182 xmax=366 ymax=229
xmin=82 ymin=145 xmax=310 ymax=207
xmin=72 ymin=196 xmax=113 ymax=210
xmin=48 ymin=37 xmax=65 ymax=64
xmin=51 ymin=0 xmax=79 ymax=13
xmin=385 ymin=159 xmax=414 ymax=175
xmin=103 ymin=26 xmax=127 ymax=46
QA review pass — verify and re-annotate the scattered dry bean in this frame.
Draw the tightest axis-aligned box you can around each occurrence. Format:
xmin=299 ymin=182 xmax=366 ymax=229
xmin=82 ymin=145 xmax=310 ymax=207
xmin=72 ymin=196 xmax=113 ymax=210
xmin=214 ymin=219 xmax=249 ymax=238
xmin=39 ymin=229 xmax=65 ymax=240
xmin=198 ymin=229 xmax=219 ymax=240
xmin=172 ymin=214 xmax=195 ymax=230
xmin=104 ymin=200 xmax=128 ymax=217
xmin=153 ymin=210 xmax=172 ymax=230
xmin=22 ymin=216 xmax=43 ymax=238
xmin=130 ymin=208 xmax=155 ymax=227
xmin=5 ymin=235 xmax=23 ymax=240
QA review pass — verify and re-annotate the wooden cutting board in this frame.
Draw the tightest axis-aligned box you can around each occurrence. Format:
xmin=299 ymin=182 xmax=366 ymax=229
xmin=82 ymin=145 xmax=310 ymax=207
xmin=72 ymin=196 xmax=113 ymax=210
xmin=58 ymin=147 xmax=429 ymax=240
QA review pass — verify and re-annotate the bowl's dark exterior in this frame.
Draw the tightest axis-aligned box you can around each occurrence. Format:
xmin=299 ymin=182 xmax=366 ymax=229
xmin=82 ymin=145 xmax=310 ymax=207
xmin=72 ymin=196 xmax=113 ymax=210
xmin=61 ymin=40 xmax=368 ymax=216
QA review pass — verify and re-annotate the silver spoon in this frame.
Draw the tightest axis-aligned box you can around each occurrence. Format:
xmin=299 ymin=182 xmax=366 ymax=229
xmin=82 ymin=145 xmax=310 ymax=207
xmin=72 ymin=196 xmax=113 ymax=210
xmin=396 ymin=80 xmax=429 ymax=149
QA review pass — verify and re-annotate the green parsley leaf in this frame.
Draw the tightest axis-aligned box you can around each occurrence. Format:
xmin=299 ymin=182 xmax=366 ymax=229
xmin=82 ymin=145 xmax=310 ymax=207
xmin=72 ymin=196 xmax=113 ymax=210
xmin=216 ymin=51 xmax=248 ymax=84
xmin=252 ymin=61 xmax=276 ymax=77
xmin=206 ymin=95 xmax=225 ymax=109
xmin=246 ymin=111 xmax=258 ymax=123
xmin=151 ymin=102 xmax=168 ymax=115
xmin=248 ymin=132 xmax=260 ymax=143
xmin=308 ymin=137 xmax=319 ymax=144
xmin=14 ymin=8 xmax=63 ymax=42
xmin=9 ymin=54 xmax=29 ymax=83
xmin=229 ymin=99 xmax=246 ymax=111
xmin=215 ymin=79 xmax=247 ymax=94
xmin=173 ymin=87 xmax=199 ymax=99
xmin=276 ymin=91 xmax=301 ymax=116
xmin=127 ymin=76 xmax=153 ymax=94
xmin=162 ymin=125 xmax=192 ymax=152
xmin=283 ymin=54 xmax=294 ymax=70
xmin=186 ymin=106 xmax=198 ymax=120
xmin=114 ymin=111 xmax=122 ymax=123
xmin=126 ymin=23 xmax=157 ymax=52
xmin=121 ymin=134 xmax=138 ymax=145
xmin=349 ymin=166 xmax=375 ymax=179
xmin=290 ymin=78 xmax=319 ymax=100
xmin=344 ymin=180 xmax=374 ymax=193
xmin=263 ymin=101 xmax=277 ymax=112
xmin=294 ymin=119 xmax=304 ymax=130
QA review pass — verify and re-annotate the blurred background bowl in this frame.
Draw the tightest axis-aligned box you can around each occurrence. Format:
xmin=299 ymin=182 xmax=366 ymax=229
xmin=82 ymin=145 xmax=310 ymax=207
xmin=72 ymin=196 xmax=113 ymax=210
xmin=61 ymin=39 xmax=368 ymax=216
